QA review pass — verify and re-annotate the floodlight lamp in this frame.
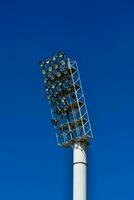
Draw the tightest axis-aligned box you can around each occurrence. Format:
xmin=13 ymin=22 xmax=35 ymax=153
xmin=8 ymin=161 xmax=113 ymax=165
xmin=52 ymin=55 xmax=57 ymax=61
xmin=45 ymin=88 xmax=49 ymax=93
xmin=61 ymin=99 xmax=65 ymax=103
xmin=45 ymin=59 xmax=51 ymax=65
xmin=63 ymin=70 xmax=68 ymax=75
xmin=39 ymin=61 xmax=45 ymax=67
xmin=47 ymin=95 xmax=51 ymax=100
xmin=50 ymin=76 xmax=55 ymax=81
xmin=57 ymin=72 xmax=61 ymax=78
xmin=48 ymin=66 xmax=53 ymax=72
xmin=63 ymin=107 xmax=68 ymax=112
xmin=51 ymin=84 xmax=56 ymax=89
xmin=58 ymin=82 xmax=62 ymax=86
xmin=58 ymin=51 xmax=65 ymax=58
xmin=43 ymin=79 xmax=47 ymax=84
xmin=42 ymin=69 xmax=46 ymax=75
xmin=60 ymin=60 xmax=66 ymax=65
xmin=54 ymin=64 xmax=59 ymax=69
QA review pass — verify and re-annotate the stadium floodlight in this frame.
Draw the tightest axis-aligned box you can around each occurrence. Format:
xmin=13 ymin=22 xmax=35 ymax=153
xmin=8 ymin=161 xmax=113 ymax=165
xmin=39 ymin=51 xmax=93 ymax=200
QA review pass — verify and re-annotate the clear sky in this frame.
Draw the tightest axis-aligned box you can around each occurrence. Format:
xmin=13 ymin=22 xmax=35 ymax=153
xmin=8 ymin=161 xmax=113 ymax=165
xmin=0 ymin=0 xmax=134 ymax=199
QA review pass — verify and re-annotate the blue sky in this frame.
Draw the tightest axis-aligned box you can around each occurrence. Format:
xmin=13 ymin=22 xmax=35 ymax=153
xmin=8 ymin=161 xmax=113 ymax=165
xmin=0 ymin=0 xmax=134 ymax=199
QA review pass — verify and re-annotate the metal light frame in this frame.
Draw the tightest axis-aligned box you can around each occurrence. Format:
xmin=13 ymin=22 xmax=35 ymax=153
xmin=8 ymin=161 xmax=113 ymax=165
xmin=39 ymin=51 xmax=93 ymax=147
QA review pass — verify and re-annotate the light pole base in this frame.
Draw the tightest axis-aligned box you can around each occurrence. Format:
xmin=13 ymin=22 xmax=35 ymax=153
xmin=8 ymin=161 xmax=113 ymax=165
xmin=73 ymin=142 xmax=87 ymax=200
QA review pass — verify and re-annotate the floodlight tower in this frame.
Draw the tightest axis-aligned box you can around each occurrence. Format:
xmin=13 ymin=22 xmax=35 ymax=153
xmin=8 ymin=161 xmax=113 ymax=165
xmin=39 ymin=52 xmax=93 ymax=200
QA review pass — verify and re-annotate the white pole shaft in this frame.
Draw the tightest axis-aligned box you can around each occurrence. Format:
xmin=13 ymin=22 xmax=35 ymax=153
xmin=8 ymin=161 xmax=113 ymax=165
xmin=73 ymin=143 xmax=87 ymax=200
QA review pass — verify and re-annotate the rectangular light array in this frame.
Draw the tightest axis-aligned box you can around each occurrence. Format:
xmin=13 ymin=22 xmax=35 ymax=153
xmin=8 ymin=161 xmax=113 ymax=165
xmin=39 ymin=52 xmax=92 ymax=147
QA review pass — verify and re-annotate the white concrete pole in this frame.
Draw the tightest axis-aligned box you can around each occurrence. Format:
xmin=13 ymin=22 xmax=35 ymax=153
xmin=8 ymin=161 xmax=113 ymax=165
xmin=73 ymin=142 xmax=87 ymax=200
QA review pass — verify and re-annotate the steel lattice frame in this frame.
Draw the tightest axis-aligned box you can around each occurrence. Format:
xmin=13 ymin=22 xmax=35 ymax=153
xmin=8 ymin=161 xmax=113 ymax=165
xmin=39 ymin=52 xmax=93 ymax=147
